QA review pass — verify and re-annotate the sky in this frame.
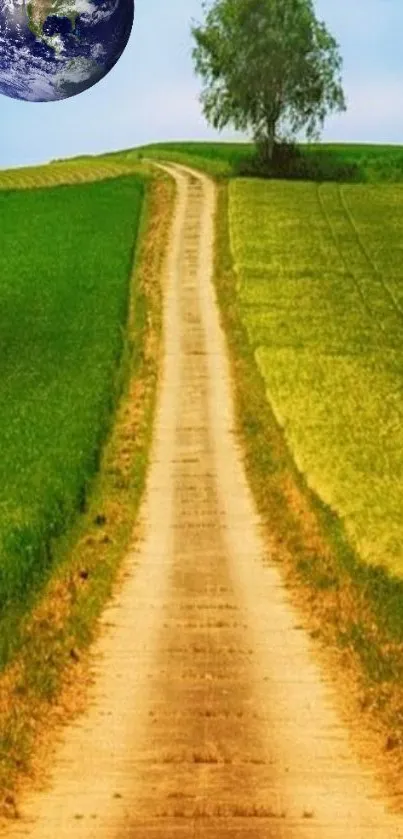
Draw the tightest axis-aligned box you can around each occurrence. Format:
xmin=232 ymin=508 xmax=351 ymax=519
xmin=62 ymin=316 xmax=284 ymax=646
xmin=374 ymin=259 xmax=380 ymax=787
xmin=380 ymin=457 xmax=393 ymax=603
xmin=0 ymin=0 xmax=402 ymax=168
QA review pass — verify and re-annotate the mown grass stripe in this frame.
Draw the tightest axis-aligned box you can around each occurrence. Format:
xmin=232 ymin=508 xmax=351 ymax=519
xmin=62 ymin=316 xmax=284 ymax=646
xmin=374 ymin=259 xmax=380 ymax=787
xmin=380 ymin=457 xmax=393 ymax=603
xmin=0 ymin=161 xmax=138 ymax=192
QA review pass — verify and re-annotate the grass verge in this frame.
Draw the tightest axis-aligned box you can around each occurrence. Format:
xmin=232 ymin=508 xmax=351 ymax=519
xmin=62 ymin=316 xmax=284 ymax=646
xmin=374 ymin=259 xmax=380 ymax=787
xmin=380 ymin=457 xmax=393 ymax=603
xmin=211 ymin=177 xmax=403 ymax=804
xmin=0 ymin=168 xmax=175 ymax=815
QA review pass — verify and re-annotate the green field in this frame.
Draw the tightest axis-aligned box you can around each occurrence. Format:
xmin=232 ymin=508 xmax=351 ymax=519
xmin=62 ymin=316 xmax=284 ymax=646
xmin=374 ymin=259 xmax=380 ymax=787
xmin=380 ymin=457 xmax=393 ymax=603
xmin=0 ymin=174 xmax=144 ymax=649
xmin=55 ymin=140 xmax=403 ymax=183
xmin=122 ymin=141 xmax=403 ymax=183
xmin=229 ymin=178 xmax=403 ymax=575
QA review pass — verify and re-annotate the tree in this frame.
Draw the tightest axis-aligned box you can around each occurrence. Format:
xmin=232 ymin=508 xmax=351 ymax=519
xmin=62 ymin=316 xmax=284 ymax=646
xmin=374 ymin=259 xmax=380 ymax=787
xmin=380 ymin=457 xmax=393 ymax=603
xmin=191 ymin=0 xmax=346 ymax=163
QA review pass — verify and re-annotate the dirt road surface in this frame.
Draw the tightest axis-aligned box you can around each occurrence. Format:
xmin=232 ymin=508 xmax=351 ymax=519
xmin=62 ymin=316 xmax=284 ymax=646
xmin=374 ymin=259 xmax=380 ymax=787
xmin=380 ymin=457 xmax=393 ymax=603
xmin=4 ymin=164 xmax=403 ymax=838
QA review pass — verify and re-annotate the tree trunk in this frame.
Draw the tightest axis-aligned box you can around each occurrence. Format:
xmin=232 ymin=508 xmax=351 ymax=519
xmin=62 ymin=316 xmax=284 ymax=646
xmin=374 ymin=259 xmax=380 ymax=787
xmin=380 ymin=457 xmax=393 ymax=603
xmin=261 ymin=118 xmax=276 ymax=164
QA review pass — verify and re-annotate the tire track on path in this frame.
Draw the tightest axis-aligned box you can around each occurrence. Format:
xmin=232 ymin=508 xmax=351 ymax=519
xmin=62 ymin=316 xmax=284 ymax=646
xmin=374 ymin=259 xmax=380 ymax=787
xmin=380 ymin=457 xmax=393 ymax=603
xmin=3 ymin=164 xmax=403 ymax=838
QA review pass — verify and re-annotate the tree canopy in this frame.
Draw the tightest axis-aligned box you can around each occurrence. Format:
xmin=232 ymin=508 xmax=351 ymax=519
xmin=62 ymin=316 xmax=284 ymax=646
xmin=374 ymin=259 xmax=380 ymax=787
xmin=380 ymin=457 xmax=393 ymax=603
xmin=191 ymin=0 xmax=346 ymax=162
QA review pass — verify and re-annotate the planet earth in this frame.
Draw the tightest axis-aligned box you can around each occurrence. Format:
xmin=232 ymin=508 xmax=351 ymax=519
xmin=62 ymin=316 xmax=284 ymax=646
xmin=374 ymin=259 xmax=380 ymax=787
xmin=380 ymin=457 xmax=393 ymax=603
xmin=0 ymin=0 xmax=134 ymax=101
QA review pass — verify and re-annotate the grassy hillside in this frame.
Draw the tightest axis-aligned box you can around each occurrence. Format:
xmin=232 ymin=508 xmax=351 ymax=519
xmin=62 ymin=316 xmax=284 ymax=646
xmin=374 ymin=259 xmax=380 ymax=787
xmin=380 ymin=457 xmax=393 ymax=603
xmin=0 ymin=174 xmax=144 ymax=664
xmin=121 ymin=141 xmax=403 ymax=183
xmin=133 ymin=142 xmax=253 ymax=177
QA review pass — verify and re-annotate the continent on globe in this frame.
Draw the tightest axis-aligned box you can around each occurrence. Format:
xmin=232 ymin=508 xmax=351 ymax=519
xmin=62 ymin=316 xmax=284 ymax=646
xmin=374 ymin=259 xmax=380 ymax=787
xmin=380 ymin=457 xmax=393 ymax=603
xmin=0 ymin=0 xmax=134 ymax=101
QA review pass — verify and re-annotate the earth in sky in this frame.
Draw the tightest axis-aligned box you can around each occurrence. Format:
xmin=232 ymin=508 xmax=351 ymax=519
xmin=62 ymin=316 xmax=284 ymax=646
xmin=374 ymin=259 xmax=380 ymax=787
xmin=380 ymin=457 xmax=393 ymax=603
xmin=0 ymin=0 xmax=134 ymax=101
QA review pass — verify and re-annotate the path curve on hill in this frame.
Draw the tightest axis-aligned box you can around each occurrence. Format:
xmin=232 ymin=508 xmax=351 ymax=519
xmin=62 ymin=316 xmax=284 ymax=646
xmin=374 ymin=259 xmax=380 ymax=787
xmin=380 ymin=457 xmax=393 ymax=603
xmin=4 ymin=163 xmax=403 ymax=838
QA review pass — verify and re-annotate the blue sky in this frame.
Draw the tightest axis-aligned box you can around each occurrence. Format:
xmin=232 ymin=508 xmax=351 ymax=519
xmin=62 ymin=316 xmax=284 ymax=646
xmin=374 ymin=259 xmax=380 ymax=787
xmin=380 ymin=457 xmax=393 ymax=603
xmin=0 ymin=0 xmax=402 ymax=167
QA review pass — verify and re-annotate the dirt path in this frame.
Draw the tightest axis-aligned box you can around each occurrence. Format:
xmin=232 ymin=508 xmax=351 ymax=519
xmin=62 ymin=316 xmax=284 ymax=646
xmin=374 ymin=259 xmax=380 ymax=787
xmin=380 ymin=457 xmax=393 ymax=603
xmin=4 ymin=164 xmax=403 ymax=838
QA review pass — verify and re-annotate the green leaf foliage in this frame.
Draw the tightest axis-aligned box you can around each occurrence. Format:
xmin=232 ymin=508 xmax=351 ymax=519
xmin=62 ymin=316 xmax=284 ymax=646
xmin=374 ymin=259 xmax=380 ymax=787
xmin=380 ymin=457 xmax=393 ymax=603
xmin=191 ymin=0 xmax=346 ymax=160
